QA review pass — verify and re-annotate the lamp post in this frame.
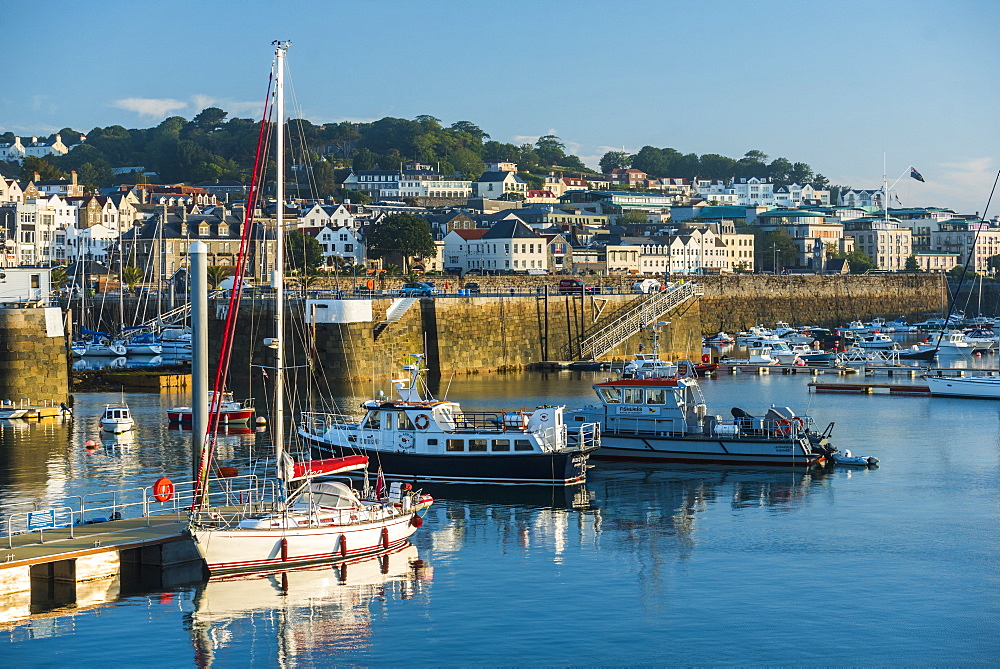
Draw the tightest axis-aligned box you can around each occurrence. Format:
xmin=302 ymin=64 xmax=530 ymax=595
xmin=771 ymin=243 xmax=778 ymax=274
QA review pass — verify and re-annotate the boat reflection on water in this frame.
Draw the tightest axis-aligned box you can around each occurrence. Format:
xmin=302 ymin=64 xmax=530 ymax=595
xmin=417 ymin=481 xmax=594 ymax=510
xmin=190 ymin=544 xmax=431 ymax=662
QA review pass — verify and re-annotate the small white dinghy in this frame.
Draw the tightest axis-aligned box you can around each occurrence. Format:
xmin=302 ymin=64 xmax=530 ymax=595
xmin=831 ymin=449 xmax=879 ymax=467
xmin=99 ymin=403 xmax=134 ymax=434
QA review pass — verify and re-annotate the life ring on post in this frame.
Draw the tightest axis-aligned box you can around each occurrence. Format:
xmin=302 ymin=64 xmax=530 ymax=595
xmin=414 ymin=413 xmax=431 ymax=430
xmin=775 ymin=419 xmax=792 ymax=437
xmin=701 ymin=353 xmax=711 ymax=363
xmin=366 ymin=279 xmax=375 ymax=290
xmin=153 ymin=477 xmax=174 ymax=503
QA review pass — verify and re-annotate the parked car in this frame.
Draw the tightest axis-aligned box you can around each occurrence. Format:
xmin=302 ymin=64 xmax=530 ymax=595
xmin=632 ymin=279 xmax=661 ymax=294
xmin=463 ymin=282 xmax=481 ymax=294
xmin=558 ymin=278 xmax=598 ymax=294
xmin=400 ymin=282 xmax=439 ymax=296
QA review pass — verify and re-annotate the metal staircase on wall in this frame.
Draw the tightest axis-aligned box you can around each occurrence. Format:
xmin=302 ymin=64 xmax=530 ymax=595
xmin=135 ymin=290 xmax=223 ymax=330
xmin=578 ymin=282 xmax=703 ymax=360
xmin=373 ymin=297 xmax=418 ymax=339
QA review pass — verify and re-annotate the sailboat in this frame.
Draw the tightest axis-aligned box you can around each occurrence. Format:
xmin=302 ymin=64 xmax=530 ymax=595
xmin=188 ymin=42 xmax=432 ymax=574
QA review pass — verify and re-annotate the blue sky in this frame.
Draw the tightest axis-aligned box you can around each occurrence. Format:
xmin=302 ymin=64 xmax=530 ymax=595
xmin=4 ymin=0 xmax=998 ymax=214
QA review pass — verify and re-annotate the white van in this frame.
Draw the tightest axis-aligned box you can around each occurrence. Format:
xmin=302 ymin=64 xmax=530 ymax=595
xmin=632 ymin=279 xmax=661 ymax=294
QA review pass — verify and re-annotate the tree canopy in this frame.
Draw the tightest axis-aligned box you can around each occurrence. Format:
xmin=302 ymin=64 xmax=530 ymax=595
xmin=285 ymin=231 xmax=324 ymax=274
xmin=365 ymin=213 xmax=436 ymax=271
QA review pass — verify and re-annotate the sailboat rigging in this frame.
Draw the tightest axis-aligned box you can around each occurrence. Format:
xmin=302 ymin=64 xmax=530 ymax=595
xmin=187 ymin=42 xmax=432 ymax=574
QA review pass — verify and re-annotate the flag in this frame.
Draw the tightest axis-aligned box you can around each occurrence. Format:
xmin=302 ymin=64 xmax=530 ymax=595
xmin=375 ymin=468 xmax=385 ymax=499
xmin=910 ymin=167 xmax=925 ymax=182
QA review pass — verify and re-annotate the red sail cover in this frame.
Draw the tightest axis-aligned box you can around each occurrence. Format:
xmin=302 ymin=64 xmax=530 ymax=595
xmin=292 ymin=455 xmax=369 ymax=480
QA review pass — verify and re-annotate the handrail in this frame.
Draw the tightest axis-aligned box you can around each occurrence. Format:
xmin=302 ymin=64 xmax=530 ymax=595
xmin=579 ymin=282 xmax=703 ymax=360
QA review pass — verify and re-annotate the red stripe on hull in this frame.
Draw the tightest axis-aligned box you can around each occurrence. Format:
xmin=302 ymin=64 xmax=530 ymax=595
xmin=206 ymin=537 xmax=411 ymax=572
xmin=592 ymin=453 xmax=824 ymax=467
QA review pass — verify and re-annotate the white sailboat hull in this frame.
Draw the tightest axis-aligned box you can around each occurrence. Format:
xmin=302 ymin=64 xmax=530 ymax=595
xmin=925 ymin=375 xmax=1000 ymax=398
xmin=192 ymin=513 xmax=421 ymax=574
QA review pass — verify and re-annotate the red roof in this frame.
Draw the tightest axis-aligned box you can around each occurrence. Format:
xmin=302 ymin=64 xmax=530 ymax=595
xmin=454 ymin=229 xmax=488 ymax=240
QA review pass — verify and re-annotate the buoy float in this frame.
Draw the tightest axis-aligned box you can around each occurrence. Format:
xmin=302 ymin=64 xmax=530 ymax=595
xmin=255 ymin=416 xmax=267 ymax=425
xmin=410 ymin=515 xmax=423 ymax=528
xmin=153 ymin=477 xmax=175 ymax=503
xmin=85 ymin=439 xmax=98 ymax=448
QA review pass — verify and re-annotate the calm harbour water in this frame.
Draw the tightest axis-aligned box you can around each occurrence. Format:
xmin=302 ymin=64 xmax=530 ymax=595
xmin=1 ymin=362 xmax=998 ymax=666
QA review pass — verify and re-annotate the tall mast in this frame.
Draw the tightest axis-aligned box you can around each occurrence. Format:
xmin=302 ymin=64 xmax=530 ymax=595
xmin=274 ymin=41 xmax=288 ymax=476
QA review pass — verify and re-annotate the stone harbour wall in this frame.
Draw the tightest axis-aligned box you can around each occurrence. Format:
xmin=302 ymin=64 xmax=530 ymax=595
xmin=210 ymin=274 xmax=945 ymax=386
xmin=0 ymin=308 xmax=69 ymax=403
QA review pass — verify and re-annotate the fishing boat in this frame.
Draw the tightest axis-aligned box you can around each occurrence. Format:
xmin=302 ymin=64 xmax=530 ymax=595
xmin=565 ymin=366 xmax=835 ymax=467
xmin=189 ymin=42 xmax=432 ymax=574
xmin=168 ymin=390 xmax=254 ymax=424
xmin=99 ymin=402 xmax=134 ymax=434
xmin=299 ymin=355 xmax=601 ymax=485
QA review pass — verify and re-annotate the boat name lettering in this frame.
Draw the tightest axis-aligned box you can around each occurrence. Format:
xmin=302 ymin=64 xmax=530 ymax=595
xmin=618 ymin=406 xmax=647 ymax=414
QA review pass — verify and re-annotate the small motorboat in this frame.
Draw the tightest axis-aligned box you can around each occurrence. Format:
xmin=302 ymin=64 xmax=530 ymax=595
xmin=168 ymin=390 xmax=255 ymax=424
xmin=99 ymin=403 xmax=134 ymax=434
xmin=831 ymin=449 xmax=879 ymax=467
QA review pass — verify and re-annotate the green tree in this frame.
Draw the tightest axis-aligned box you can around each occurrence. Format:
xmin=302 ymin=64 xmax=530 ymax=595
xmin=206 ymin=265 xmax=232 ymax=289
xmin=599 ymin=151 xmax=632 ymax=174
xmin=986 ymin=254 xmax=1000 ymax=275
xmin=837 ymin=250 xmax=875 ymax=274
xmin=905 ymin=255 xmax=920 ymax=271
xmin=19 ymin=156 xmax=65 ymax=182
xmin=947 ymin=265 xmax=976 ymax=281
xmin=757 ymin=229 xmax=799 ymax=271
xmin=618 ymin=210 xmax=650 ymax=226
xmin=50 ymin=266 xmax=69 ymax=289
xmin=285 ymin=231 xmax=324 ymax=274
xmin=365 ymin=213 xmax=436 ymax=272
xmin=121 ymin=265 xmax=144 ymax=290
xmin=534 ymin=135 xmax=566 ymax=166
xmin=450 ymin=121 xmax=489 ymax=141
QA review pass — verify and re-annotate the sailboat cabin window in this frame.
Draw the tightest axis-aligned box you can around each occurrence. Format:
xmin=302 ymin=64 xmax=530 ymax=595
xmin=598 ymin=387 xmax=621 ymax=403
xmin=362 ymin=412 xmax=381 ymax=429
xmin=514 ymin=440 xmax=533 ymax=451
xmin=446 ymin=439 xmax=464 ymax=452
xmin=622 ymin=388 xmax=643 ymax=404
xmin=469 ymin=439 xmax=487 ymax=451
xmin=491 ymin=439 xmax=510 ymax=451
xmin=397 ymin=412 xmax=414 ymax=430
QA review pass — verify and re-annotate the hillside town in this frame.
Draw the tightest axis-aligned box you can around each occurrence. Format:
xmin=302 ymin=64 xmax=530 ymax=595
xmin=1 ymin=134 xmax=994 ymax=283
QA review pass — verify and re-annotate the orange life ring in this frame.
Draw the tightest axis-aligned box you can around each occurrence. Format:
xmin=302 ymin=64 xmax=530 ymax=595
xmin=701 ymin=353 xmax=711 ymax=363
xmin=153 ymin=477 xmax=174 ymax=503
xmin=414 ymin=413 xmax=430 ymax=429
xmin=366 ymin=279 xmax=375 ymax=290
xmin=792 ymin=416 xmax=805 ymax=432
xmin=775 ymin=419 xmax=792 ymax=437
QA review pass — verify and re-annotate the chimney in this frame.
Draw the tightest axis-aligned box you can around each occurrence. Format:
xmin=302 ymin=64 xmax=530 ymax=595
xmin=34 ymin=172 xmax=40 ymax=182
xmin=71 ymin=171 xmax=77 ymax=186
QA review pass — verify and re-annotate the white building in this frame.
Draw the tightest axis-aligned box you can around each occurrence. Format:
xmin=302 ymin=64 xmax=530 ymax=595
xmin=309 ymin=225 xmax=365 ymax=267
xmin=1 ymin=195 xmax=78 ymax=266
xmin=298 ymin=203 xmax=357 ymax=230
xmin=442 ymin=219 xmax=547 ymax=274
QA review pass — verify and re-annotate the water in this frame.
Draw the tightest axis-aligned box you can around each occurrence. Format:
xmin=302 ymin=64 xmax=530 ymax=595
xmin=2 ymin=368 xmax=999 ymax=665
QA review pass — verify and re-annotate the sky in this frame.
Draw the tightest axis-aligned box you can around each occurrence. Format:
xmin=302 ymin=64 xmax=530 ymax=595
xmin=4 ymin=0 xmax=999 ymax=215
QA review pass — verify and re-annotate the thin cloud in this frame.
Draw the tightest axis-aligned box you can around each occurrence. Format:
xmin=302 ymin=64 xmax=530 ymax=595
xmin=190 ymin=94 xmax=218 ymax=112
xmin=112 ymin=97 xmax=187 ymax=117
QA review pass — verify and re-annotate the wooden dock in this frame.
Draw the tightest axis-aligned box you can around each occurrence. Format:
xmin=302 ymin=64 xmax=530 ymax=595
xmin=809 ymin=382 xmax=931 ymax=395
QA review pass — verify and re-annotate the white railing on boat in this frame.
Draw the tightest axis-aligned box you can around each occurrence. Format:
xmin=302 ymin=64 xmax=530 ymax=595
xmin=602 ymin=415 xmax=812 ymax=440
xmin=1 ymin=474 xmax=275 ymax=548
